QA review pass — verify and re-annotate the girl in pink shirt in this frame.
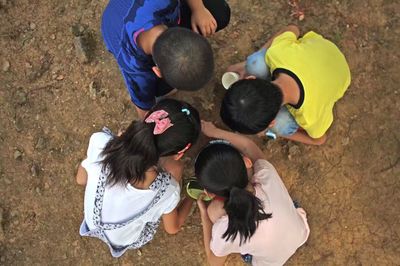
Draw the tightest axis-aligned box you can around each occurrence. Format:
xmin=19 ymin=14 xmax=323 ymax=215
xmin=195 ymin=121 xmax=310 ymax=266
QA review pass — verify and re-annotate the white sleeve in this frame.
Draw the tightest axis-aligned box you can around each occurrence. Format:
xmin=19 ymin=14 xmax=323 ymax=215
xmin=81 ymin=132 xmax=112 ymax=170
xmin=162 ymin=177 xmax=181 ymax=214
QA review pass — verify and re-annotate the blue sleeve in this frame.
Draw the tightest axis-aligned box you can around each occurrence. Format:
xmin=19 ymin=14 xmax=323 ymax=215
xmin=120 ymin=66 xmax=157 ymax=110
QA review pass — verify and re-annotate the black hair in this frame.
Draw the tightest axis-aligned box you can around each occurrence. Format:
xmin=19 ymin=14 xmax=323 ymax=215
xmin=101 ymin=99 xmax=200 ymax=186
xmin=195 ymin=143 xmax=271 ymax=245
xmin=153 ymin=27 xmax=214 ymax=91
xmin=220 ymin=78 xmax=283 ymax=134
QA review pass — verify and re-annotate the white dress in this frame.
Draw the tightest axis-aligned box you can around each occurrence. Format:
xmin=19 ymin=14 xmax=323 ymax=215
xmin=79 ymin=130 xmax=180 ymax=257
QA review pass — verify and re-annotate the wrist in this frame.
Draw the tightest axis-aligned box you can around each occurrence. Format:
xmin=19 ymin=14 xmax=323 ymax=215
xmin=187 ymin=0 xmax=205 ymax=12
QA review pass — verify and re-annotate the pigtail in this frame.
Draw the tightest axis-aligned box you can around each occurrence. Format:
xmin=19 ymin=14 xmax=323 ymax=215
xmin=101 ymin=121 xmax=159 ymax=186
xmin=223 ymin=187 xmax=272 ymax=245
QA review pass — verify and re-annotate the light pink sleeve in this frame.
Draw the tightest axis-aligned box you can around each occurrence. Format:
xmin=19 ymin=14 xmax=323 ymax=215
xmin=210 ymin=218 xmax=238 ymax=257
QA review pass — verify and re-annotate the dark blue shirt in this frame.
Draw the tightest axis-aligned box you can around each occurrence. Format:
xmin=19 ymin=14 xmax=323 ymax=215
xmin=101 ymin=0 xmax=180 ymax=110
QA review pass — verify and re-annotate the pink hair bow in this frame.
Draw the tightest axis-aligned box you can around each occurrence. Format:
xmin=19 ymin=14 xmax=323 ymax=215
xmin=145 ymin=110 xmax=174 ymax=135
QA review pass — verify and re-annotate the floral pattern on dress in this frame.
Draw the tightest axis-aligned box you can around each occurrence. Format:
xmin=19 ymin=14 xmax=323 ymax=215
xmin=79 ymin=135 xmax=172 ymax=257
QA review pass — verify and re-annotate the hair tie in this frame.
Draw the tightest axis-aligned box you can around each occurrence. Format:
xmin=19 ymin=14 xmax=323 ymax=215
xmin=145 ymin=110 xmax=174 ymax=135
xmin=178 ymin=143 xmax=191 ymax=154
xmin=209 ymin=139 xmax=231 ymax=145
xmin=181 ymin=108 xmax=190 ymax=115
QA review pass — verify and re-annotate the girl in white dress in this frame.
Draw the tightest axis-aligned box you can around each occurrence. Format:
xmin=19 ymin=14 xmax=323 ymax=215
xmin=75 ymin=99 xmax=200 ymax=257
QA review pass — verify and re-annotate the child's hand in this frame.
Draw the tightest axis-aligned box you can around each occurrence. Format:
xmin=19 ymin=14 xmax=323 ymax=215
xmin=191 ymin=7 xmax=217 ymax=37
xmin=197 ymin=194 xmax=208 ymax=215
xmin=201 ymin=120 xmax=219 ymax=138
xmin=226 ymin=61 xmax=247 ymax=79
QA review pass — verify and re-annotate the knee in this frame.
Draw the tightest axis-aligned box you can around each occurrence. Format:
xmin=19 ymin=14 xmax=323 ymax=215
xmin=214 ymin=1 xmax=231 ymax=32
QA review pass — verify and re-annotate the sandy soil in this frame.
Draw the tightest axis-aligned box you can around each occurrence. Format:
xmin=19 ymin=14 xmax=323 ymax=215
xmin=0 ymin=0 xmax=399 ymax=265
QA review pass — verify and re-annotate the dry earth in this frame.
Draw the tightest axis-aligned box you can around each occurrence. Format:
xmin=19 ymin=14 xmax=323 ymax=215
xmin=0 ymin=0 xmax=399 ymax=265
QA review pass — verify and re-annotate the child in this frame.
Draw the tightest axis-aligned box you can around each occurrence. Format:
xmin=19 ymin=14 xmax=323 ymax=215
xmin=221 ymin=25 xmax=351 ymax=145
xmin=76 ymin=99 xmax=200 ymax=257
xmin=101 ymin=0 xmax=230 ymax=118
xmin=195 ymin=121 xmax=310 ymax=265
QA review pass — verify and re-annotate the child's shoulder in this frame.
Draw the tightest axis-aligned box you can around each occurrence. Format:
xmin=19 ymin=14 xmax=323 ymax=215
xmin=87 ymin=131 xmax=113 ymax=151
xmin=207 ymin=199 xmax=226 ymax=224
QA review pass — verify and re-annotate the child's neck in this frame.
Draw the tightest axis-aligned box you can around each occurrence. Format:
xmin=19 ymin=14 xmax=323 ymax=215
xmin=137 ymin=24 xmax=168 ymax=55
xmin=130 ymin=167 xmax=158 ymax=190
xmin=272 ymin=73 xmax=301 ymax=106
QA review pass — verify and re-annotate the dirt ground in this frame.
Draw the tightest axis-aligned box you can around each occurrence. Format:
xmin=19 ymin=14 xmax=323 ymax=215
xmin=0 ymin=0 xmax=399 ymax=265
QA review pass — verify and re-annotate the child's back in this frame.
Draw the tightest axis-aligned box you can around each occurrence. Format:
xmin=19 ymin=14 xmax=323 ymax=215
xmin=77 ymin=99 xmax=201 ymax=257
xmin=81 ymin=131 xmax=180 ymax=252
xmin=266 ymin=31 xmax=351 ymax=138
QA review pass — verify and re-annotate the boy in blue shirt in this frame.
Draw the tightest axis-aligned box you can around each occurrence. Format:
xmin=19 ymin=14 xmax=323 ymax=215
xmin=101 ymin=0 xmax=230 ymax=118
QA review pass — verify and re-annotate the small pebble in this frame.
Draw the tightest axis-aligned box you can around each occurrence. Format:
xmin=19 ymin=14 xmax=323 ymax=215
xmin=74 ymin=36 xmax=91 ymax=63
xmin=14 ymin=117 xmax=23 ymax=132
xmin=341 ymin=137 xmax=350 ymax=146
xmin=15 ymin=89 xmax=27 ymax=105
xmin=50 ymin=34 xmax=56 ymax=40
xmin=137 ymin=249 xmax=142 ymax=256
xmin=29 ymin=22 xmax=36 ymax=30
xmin=71 ymin=24 xmax=85 ymax=37
xmin=89 ymin=81 xmax=99 ymax=99
xmin=31 ymin=163 xmax=40 ymax=177
xmin=56 ymin=75 xmax=64 ymax=81
xmin=2 ymin=60 xmax=10 ymax=72
xmin=13 ymin=150 xmax=23 ymax=160
xmin=35 ymin=137 xmax=46 ymax=150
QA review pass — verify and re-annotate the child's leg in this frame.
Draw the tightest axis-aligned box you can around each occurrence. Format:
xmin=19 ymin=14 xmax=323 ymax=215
xmin=179 ymin=0 xmax=231 ymax=32
xmin=268 ymin=106 xmax=299 ymax=137
xmin=245 ymin=48 xmax=270 ymax=80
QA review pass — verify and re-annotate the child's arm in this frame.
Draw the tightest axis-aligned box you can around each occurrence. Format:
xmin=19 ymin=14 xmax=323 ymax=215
xmin=283 ymin=130 xmax=327 ymax=146
xmin=198 ymin=196 xmax=227 ymax=266
xmin=75 ymin=164 xmax=88 ymax=186
xmin=186 ymin=0 xmax=217 ymax=37
xmin=226 ymin=25 xmax=300 ymax=76
xmin=261 ymin=24 xmax=300 ymax=49
xmin=201 ymin=121 xmax=265 ymax=163
xmin=161 ymin=197 xmax=194 ymax=234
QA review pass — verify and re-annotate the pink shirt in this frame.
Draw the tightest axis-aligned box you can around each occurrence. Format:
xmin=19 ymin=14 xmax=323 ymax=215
xmin=210 ymin=160 xmax=310 ymax=266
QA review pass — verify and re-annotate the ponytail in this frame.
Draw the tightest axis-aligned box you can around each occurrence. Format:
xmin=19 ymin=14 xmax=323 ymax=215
xmin=223 ymin=187 xmax=272 ymax=245
xmin=195 ymin=142 xmax=272 ymax=246
xmin=101 ymin=121 xmax=159 ymax=186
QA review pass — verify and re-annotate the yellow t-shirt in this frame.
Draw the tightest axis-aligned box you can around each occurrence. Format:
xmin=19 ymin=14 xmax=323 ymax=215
xmin=265 ymin=31 xmax=351 ymax=138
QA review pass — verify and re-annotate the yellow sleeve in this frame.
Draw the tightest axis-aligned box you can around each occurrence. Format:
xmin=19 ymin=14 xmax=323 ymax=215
xmin=270 ymin=31 xmax=298 ymax=48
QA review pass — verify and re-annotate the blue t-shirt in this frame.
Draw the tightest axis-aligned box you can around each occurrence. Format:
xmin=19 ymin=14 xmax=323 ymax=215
xmin=101 ymin=0 xmax=180 ymax=110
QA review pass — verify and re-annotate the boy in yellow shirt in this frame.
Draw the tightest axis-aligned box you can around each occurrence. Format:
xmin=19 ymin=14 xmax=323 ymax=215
xmin=221 ymin=25 xmax=351 ymax=145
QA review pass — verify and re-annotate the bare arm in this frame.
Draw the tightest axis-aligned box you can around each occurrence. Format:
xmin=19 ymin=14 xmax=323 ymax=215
xmin=261 ymin=24 xmax=300 ymax=49
xmin=76 ymin=164 xmax=88 ymax=186
xmin=161 ymin=197 xmax=194 ymax=234
xmin=197 ymin=197 xmax=228 ymax=266
xmin=201 ymin=121 xmax=265 ymax=163
xmin=227 ymin=25 xmax=300 ymax=76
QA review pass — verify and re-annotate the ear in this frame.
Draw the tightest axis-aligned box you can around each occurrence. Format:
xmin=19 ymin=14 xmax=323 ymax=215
xmin=173 ymin=153 xmax=184 ymax=161
xmin=256 ymin=129 xmax=268 ymax=137
xmin=245 ymin=75 xmax=257 ymax=80
xmin=243 ymin=156 xmax=253 ymax=169
xmin=152 ymin=66 xmax=162 ymax=78
xmin=204 ymin=190 xmax=216 ymax=199
xmin=268 ymin=119 xmax=276 ymax=128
